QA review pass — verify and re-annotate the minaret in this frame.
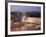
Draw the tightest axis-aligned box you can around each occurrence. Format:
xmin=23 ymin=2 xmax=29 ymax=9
xmin=21 ymin=10 xmax=27 ymax=22
xmin=17 ymin=9 xmax=27 ymax=22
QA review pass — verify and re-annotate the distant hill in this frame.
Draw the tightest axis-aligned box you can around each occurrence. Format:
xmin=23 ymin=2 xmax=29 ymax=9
xmin=11 ymin=11 xmax=41 ymax=17
xmin=26 ymin=11 xmax=41 ymax=17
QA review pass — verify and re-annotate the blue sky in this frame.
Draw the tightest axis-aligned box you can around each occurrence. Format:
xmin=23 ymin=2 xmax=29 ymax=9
xmin=11 ymin=5 xmax=41 ymax=12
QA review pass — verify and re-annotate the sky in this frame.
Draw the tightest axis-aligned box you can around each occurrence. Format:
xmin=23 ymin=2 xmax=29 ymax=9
xmin=11 ymin=5 xmax=41 ymax=12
